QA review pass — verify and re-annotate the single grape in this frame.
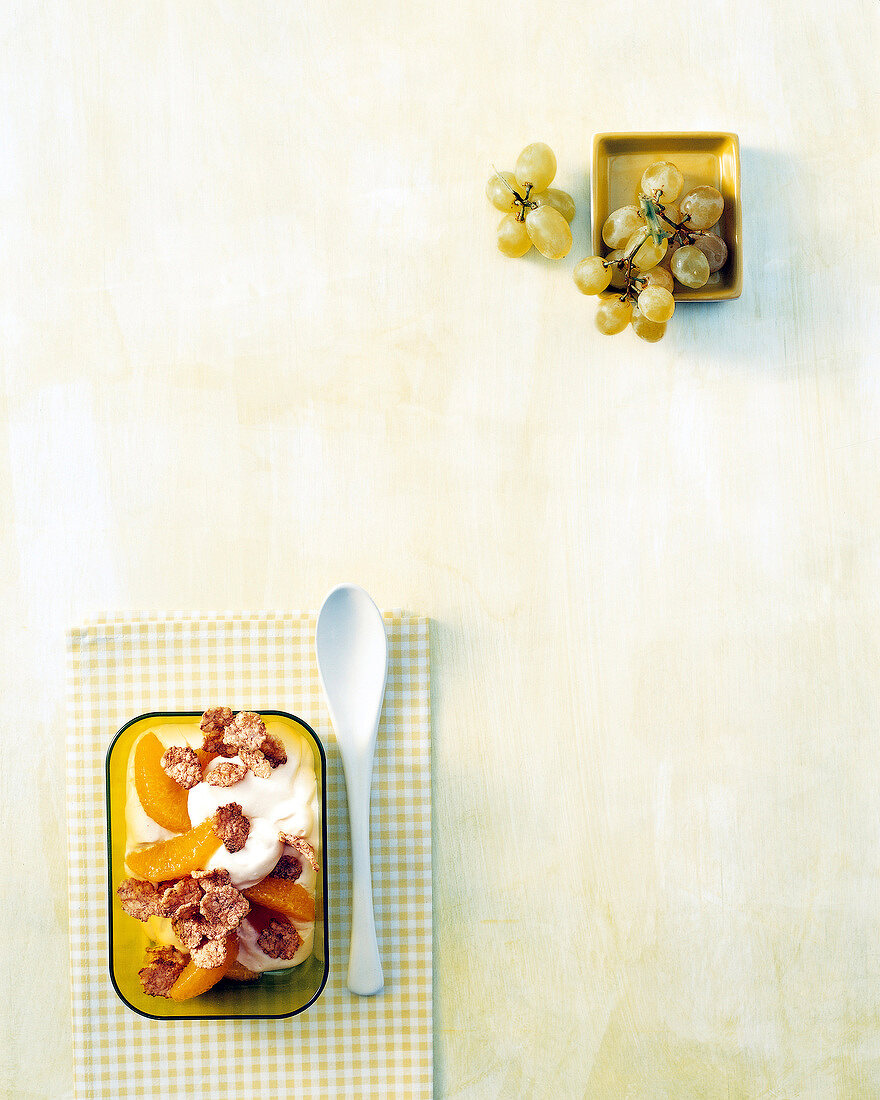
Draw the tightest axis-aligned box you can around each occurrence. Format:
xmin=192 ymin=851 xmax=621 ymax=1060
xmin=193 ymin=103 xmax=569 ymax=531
xmin=486 ymin=172 xmax=521 ymax=214
xmin=655 ymin=246 xmax=673 ymax=271
xmin=525 ymin=204 xmax=572 ymax=259
xmin=631 ymin=307 xmax=667 ymax=342
xmin=638 ymin=267 xmax=674 ymax=293
xmin=496 ymin=215 xmax=532 ymax=258
xmin=637 ymin=285 xmax=675 ymax=323
xmin=573 ymin=256 xmax=611 ymax=295
xmin=640 ymin=161 xmax=684 ymax=202
xmin=605 ymin=249 xmax=628 ymax=288
xmin=625 ymin=227 xmax=668 ymax=271
xmin=705 ymin=272 xmax=722 ymax=286
xmin=602 ymin=205 xmax=644 ymax=249
xmin=595 ymin=298 xmax=633 ymax=335
xmin=533 ymin=187 xmax=576 ymax=223
xmin=679 ymin=186 xmax=724 ymax=230
xmin=691 ymin=232 xmax=728 ymax=272
xmin=658 ymin=200 xmax=681 ymax=227
xmin=515 ymin=143 xmax=556 ymax=192
xmin=670 ymin=244 xmax=710 ymax=288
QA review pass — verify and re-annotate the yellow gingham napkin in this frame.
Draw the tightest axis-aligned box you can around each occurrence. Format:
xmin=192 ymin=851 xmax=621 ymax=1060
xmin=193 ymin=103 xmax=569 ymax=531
xmin=66 ymin=612 xmax=432 ymax=1099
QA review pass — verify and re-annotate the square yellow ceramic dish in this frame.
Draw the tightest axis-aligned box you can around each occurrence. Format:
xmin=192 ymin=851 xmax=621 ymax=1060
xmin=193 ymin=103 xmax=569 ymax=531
xmin=106 ymin=710 xmax=329 ymax=1020
xmin=592 ymin=132 xmax=742 ymax=301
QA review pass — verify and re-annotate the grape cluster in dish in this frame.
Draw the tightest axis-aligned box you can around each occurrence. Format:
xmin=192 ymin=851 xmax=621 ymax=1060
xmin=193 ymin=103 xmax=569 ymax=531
xmin=574 ymin=160 xmax=728 ymax=341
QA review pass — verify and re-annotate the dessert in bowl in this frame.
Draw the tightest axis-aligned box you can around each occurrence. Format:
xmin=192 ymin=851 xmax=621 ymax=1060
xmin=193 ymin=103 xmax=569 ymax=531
xmin=106 ymin=709 xmax=328 ymax=1019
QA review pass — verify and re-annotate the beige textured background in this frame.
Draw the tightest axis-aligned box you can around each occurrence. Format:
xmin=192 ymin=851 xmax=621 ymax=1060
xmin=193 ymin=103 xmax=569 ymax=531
xmin=1 ymin=1 xmax=879 ymax=1097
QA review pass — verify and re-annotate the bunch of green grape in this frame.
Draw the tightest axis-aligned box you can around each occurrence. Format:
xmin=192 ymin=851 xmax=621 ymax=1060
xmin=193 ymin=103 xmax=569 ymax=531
xmin=573 ymin=160 xmax=728 ymax=341
xmin=485 ymin=143 xmax=575 ymax=260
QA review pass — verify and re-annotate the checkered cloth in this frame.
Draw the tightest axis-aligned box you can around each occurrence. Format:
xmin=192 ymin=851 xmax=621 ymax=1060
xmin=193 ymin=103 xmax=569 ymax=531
xmin=66 ymin=612 xmax=432 ymax=1099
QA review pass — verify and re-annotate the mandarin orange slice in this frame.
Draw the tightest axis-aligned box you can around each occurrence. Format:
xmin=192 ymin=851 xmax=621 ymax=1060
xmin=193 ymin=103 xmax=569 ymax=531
xmin=225 ymin=959 xmax=261 ymax=983
xmin=168 ymin=935 xmax=238 ymax=1001
xmin=126 ymin=817 xmax=221 ymax=882
xmin=196 ymin=748 xmax=217 ymax=771
xmin=134 ymin=732 xmax=192 ymax=833
xmin=243 ymin=877 xmax=315 ymax=923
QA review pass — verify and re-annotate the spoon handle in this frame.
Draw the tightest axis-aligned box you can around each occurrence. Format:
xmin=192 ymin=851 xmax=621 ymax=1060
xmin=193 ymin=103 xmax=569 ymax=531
xmin=342 ymin=753 xmax=384 ymax=995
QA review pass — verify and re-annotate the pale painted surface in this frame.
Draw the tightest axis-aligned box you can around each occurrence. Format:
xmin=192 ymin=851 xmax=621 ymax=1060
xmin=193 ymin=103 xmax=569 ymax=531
xmin=1 ymin=2 xmax=878 ymax=1097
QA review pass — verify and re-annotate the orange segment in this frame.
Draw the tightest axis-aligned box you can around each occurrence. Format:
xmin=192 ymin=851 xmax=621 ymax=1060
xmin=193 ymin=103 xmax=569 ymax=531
xmin=134 ymin=732 xmax=192 ymax=833
xmin=243 ymin=877 xmax=315 ymax=923
xmin=225 ymin=960 xmax=260 ymax=983
xmin=126 ymin=818 xmax=220 ymax=882
xmin=169 ymin=935 xmax=238 ymax=1001
xmin=196 ymin=748 xmax=217 ymax=771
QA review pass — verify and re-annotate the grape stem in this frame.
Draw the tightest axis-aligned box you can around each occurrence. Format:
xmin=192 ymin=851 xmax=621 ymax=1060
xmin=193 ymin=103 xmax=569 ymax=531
xmin=491 ymin=166 xmax=538 ymax=222
xmin=601 ymin=233 xmax=653 ymax=302
xmin=602 ymin=233 xmax=649 ymax=271
xmin=651 ymin=196 xmax=695 ymax=246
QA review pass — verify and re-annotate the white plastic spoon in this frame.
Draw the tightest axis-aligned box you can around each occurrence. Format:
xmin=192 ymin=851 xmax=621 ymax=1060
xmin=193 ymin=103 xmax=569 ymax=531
xmin=316 ymin=583 xmax=388 ymax=996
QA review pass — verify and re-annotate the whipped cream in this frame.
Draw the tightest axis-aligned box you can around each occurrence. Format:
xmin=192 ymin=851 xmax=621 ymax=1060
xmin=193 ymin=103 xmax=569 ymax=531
xmin=188 ymin=736 xmax=317 ymax=889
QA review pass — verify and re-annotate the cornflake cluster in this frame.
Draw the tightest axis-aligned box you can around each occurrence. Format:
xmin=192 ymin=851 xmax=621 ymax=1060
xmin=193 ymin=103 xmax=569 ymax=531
xmin=257 ymin=918 xmax=302 ymax=960
xmin=139 ymin=946 xmax=188 ymax=997
xmin=199 ymin=707 xmax=287 ymax=779
xmin=119 ymin=867 xmax=250 ymax=978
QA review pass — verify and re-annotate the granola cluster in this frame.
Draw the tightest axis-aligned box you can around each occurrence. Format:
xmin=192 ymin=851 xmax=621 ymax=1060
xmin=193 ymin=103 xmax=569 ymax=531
xmin=160 ymin=745 xmax=202 ymax=789
xmin=256 ymin=917 xmax=302 ymax=960
xmin=199 ymin=706 xmax=234 ymax=737
xmin=272 ymin=854 xmax=303 ymax=882
xmin=279 ymin=833 xmax=319 ymax=872
xmin=159 ymin=876 xmax=202 ymax=919
xmin=154 ymin=708 xmax=288 ymax=795
xmin=213 ymin=803 xmax=250 ymax=853
xmin=199 ymin=708 xmax=287 ymax=779
xmin=117 ymin=877 xmax=164 ymax=922
xmin=118 ymin=867 xmax=250 ymax=993
xmin=206 ymin=760 xmax=248 ymax=787
xmin=138 ymin=946 xmax=188 ymax=997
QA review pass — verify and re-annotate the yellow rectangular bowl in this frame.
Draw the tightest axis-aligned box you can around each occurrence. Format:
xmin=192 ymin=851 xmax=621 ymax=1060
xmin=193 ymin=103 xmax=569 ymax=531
xmin=592 ymin=132 xmax=742 ymax=301
xmin=106 ymin=710 xmax=329 ymax=1020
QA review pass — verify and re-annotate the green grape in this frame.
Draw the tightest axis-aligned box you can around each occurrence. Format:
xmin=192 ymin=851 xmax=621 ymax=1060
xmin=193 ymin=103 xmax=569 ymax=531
xmin=637 ymin=285 xmax=675 ymax=323
xmin=496 ymin=214 xmax=532 ymax=258
xmin=638 ymin=266 xmax=673 ymax=293
xmin=533 ymin=187 xmax=575 ymax=223
xmin=625 ymin=227 xmax=668 ymax=271
xmin=595 ymin=298 xmax=633 ymax=335
xmin=525 ymin=204 xmax=572 ymax=259
xmin=605 ymin=249 xmax=628 ymax=288
xmin=679 ymin=186 xmax=724 ymax=230
xmin=486 ymin=172 xmax=521 ymax=214
xmin=631 ymin=307 xmax=667 ymax=342
xmin=515 ymin=143 xmax=556 ymax=192
xmin=640 ymin=161 xmax=684 ymax=202
xmin=602 ymin=205 xmax=644 ymax=249
xmin=658 ymin=200 xmax=681 ymax=227
xmin=705 ymin=272 xmax=722 ymax=286
xmin=691 ymin=231 xmax=728 ymax=272
xmin=573 ymin=256 xmax=611 ymax=295
xmin=671 ymin=244 xmax=710 ymax=288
